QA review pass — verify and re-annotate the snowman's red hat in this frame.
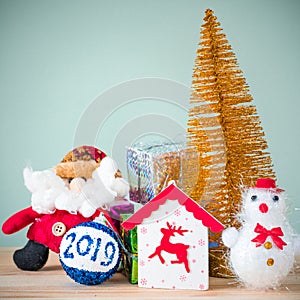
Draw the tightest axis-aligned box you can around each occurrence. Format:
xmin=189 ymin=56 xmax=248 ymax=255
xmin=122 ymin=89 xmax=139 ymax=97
xmin=253 ymin=178 xmax=284 ymax=193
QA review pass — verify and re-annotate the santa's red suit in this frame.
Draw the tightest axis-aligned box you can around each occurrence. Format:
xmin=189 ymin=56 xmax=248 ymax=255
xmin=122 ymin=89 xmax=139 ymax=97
xmin=2 ymin=207 xmax=114 ymax=253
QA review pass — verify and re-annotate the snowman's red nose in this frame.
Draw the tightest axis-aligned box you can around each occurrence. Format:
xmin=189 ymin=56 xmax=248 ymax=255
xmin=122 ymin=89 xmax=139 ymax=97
xmin=259 ymin=203 xmax=269 ymax=213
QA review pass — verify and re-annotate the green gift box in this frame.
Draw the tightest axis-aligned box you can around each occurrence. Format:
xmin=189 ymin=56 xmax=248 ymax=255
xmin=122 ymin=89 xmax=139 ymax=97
xmin=121 ymin=214 xmax=138 ymax=284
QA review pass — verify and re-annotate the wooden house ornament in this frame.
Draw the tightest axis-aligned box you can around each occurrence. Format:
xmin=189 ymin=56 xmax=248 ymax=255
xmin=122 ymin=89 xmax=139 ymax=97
xmin=122 ymin=183 xmax=224 ymax=290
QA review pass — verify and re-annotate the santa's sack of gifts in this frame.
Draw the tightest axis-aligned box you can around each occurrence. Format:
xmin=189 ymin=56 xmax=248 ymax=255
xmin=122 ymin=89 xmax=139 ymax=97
xmin=126 ymin=142 xmax=199 ymax=205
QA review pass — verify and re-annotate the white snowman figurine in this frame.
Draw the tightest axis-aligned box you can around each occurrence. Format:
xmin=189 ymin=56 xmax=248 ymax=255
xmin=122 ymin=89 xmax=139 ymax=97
xmin=222 ymin=178 xmax=300 ymax=289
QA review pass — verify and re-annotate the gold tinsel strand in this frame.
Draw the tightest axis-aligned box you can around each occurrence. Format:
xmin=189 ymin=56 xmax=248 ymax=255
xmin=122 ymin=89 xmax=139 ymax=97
xmin=187 ymin=9 xmax=275 ymax=277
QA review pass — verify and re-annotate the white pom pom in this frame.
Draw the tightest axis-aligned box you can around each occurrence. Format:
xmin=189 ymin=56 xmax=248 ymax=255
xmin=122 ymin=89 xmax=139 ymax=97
xmin=93 ymin=157 xmax=116 ymax=189
xmin=97 ymin=157 xmax=118 ymax=177
xmin=222 ymin=227 xmax=239 ymax=248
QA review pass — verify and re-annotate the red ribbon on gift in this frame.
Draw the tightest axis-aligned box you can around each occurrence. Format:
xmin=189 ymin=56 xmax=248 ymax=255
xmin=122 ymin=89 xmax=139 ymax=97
xmin=251 ymin=223 xmax=287 ymax=250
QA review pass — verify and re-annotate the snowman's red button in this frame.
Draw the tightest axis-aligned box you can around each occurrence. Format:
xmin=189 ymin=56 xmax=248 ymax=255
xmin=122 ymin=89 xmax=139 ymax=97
xmin=52 ymin=222 xmax=66 ymax=237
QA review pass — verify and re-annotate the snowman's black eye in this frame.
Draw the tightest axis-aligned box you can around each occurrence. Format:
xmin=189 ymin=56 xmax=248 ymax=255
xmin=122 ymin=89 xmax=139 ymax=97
xmin=273 ymin=195 xmax=279 ymax=202
xmin=251 ymin=195 xmax=257 ymax=201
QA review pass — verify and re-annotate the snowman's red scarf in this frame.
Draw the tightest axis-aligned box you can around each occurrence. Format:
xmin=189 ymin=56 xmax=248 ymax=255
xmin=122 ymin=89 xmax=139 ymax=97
xmin=251 ymin=223 xmax=287 ymax=250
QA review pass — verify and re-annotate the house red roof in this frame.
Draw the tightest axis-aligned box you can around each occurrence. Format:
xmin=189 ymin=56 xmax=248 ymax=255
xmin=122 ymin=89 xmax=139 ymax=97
xmin=122 ymin=183 xmax=224 ymax=233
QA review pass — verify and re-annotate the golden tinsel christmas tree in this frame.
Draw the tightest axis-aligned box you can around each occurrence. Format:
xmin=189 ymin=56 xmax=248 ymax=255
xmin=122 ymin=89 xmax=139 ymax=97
xmin=187 ymin=9 xmax=276 ymax=277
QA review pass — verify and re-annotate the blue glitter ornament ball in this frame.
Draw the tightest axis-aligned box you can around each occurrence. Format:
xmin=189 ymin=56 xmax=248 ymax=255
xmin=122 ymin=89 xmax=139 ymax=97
xmin=59 ymin=221 xmax=121 ymax=285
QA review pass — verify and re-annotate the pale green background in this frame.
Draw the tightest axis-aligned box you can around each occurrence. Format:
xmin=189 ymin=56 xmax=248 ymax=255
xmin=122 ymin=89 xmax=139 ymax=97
xmin=1 ymin=0 xmax=299 ymax=247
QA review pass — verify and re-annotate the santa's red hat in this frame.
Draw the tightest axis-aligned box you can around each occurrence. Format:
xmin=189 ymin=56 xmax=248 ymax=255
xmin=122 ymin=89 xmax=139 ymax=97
xmin=253 ymin=178 xmax=284 ymax=193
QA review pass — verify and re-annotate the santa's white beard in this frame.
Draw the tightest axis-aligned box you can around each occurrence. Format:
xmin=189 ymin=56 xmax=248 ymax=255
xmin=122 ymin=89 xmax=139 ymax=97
xmin=23 ymin=167 xmax=120 ymax=217
xmin=54 ymin=189 xmax=87 ymax=215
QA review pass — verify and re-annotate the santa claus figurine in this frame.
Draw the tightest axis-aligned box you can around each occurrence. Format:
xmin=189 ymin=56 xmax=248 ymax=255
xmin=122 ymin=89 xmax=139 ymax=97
xmin=2 ymin=145 xmax=129 ymax=271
